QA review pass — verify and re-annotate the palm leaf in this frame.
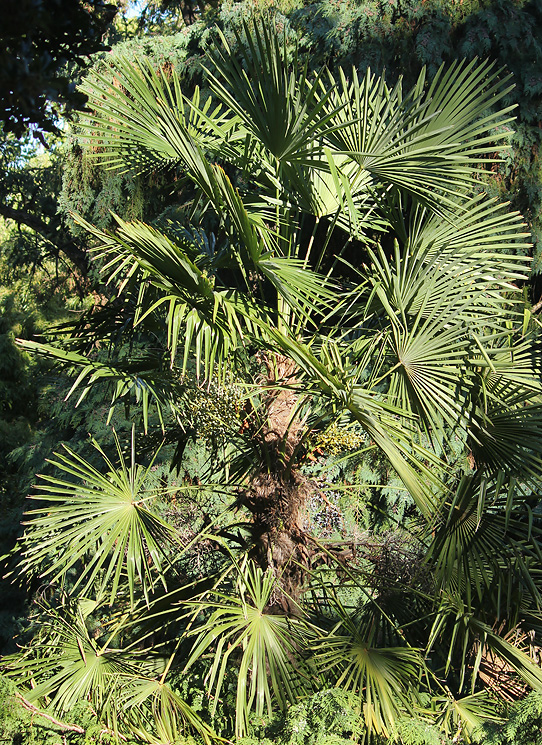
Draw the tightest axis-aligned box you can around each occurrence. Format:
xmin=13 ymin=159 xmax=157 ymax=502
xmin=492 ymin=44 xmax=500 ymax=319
xmin=5 ymin=603 xmax=140 ymax=718
xmin=78 ymin=56 xmax=235 ymax=173
xmin=314 ymin=617 xmax=423 ymax=737
xmin=428 ymin=597 xmax=542 ymax=696
xmin=183 ymin=558 xmax=308 ymax=738
xmin=118 ymin=678 xmax=216 ymax=744
xmin=324 ymin=60 xmax=515 ymax=210
xmin=17 ymin=433 xmax=178 ymax=606
xmin=205 ymin=20 xmax=342 ymax=163
xmin=427 ymin=473 xmax=542 ymax=614
xmin=432 ymin=691 xmax=502 ymax=740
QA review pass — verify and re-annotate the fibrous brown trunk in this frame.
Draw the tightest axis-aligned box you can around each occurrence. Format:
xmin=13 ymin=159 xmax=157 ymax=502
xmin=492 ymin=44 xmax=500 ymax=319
xmin=242 ymin=354 xmax=311 ymax=602
xmin=244 ymin=471 xmax=310 ymax=603
xmin=260 ymin=354 xmax=300 ymax=462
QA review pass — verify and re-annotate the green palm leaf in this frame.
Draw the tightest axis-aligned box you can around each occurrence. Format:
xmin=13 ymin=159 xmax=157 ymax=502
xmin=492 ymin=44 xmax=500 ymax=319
xmin=17 ymin=432 xmax=177 ymax=606
xmin=5 ymin=600 xmax=213 ymax=744
xmin=433 ymin=691 xmax=502 ymax=740
xmin=5 ymin=602 xmax=141 ymax=716
xmin=183 ymin=558 xmax=308 ymax=738
xmin=16 ymin=338 xmax=181 ymax=431
xmin=206 ymin=21 xmax=342 ymax=163
xmin=118 ymin=678 xmax=216 ymax=744
xmin=315 ymin=623 xmax=423 ymax=737
xmin=468 ymin=387 xmax=542 ymax=477
xmin=428 ymin=596 xmax=542 ymax=696
xmin=427 ymin=473 xmax=542 ymax=612
xmin=324 ymin=60 xmax=515 ymax=211
xmin=78 ymin=57 xmax=235 ymax=173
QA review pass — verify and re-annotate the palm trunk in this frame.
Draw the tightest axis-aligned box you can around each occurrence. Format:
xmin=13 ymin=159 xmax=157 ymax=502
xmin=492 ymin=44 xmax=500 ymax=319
xmin=241 ymin=354 xmax=312 ymax=602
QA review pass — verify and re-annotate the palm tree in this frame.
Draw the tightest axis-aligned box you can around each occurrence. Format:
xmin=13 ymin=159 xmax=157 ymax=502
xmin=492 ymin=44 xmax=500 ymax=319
xmin=8 ymin=18 xmax=542 ymax=743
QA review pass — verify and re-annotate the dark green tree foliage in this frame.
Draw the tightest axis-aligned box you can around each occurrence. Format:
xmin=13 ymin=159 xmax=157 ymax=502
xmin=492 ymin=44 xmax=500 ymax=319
xmin=135 ymin=0 xmax=222 ymax=31
xmin=474 ymin=691 xmax=542 ymax=744
xmin=0 ymin=134 xmax=90 ymax=273
xmin=0 ymin=0 xmax=117 ymax=138
xmin=0 ymin=275 xmax=85 ymax=653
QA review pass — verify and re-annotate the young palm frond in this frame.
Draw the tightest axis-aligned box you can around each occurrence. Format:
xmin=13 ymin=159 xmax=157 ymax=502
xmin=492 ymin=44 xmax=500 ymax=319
xmin=4 ymin=597 xmax=214 ymax=744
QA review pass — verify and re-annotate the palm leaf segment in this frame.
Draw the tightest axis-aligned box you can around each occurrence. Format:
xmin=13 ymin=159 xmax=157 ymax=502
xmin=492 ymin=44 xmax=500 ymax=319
xmin=11 ymin=603 xmax=139 ymax=717
xmin=6 ymin=598 xmax=214 ymax=744
xmin=333 ymin=58 xmax=514 ymax=203
xmin=315 ymin=619 xmax=424 ymax=737
xmin=184 ymin=558 xmax=307 ymax=738
xmin=356 ymin=196 xmax=535 ymax=440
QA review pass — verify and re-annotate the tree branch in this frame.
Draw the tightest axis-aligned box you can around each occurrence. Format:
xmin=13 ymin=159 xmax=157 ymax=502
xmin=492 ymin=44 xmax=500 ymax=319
xmin=0 ymin=203 xmax=50 ymax=233
xmin=14 ymin=692 xmax=85 ymax=733
xmin=0 ymin=202 xmax=90 ymax=274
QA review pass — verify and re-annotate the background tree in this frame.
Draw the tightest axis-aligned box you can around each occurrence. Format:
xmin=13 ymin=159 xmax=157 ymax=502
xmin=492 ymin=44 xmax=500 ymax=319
xmin=0 ymin=134 xmax=90 ymax=275
xmin=0 ymin=0 xmax=117 ymax=139
xmin=0 ymin=0 xmax=121 ymax=657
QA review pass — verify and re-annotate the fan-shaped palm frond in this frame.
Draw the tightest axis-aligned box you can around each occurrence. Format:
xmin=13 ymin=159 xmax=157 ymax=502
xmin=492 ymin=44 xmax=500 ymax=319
xmin=5 ymin=598 xmax=140 ymax=713
xmin=432 ymin=690 xmax=502 ymax=741
xmin=78 ymin=56 xmax=235 ymax=173
xmin=16 ymin=337 xmax=181 ymax=430
xmin=183 ymin=557 xmax=309 ymax=738
xmin=82 ymin=214 xmax=269 ymax=376
xmin=323 ymin=60 xmax=514 ymax=213
xmin=205 ymin=21 xmax=341 ymax=164
xmin=4 ymin=599 xmax=214 ymax=744
xmin=16 ymin=432 xmax=178 ymax=606
xmin=397 ymin=193 xmax=531 ymax=268
xmin=314 ymin=619 xmax=423 ymax=737
xmin=427 ymin=473 xmax=542 ymax=614
xmin=428 ymin=598 xmax=542 ymax=696
xmin=468 ymin=389 xmax=542 ymax=477
xmin=424 ymin=474 xmax=542 ymax=696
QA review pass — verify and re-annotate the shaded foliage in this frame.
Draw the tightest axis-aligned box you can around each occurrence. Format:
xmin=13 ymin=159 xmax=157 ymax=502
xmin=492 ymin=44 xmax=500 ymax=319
xmin=0 ymin=0 xmax=117 ymax=138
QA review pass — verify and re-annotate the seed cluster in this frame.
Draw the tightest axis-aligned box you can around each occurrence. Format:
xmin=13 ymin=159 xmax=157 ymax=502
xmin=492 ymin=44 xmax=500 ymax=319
xmin=308 ymin=490 xmax=343 ymax=536
xmin=316 ymin=421 xmax=365 ymax=455
xmin=186 ymin=380 xmax=242 ymax=440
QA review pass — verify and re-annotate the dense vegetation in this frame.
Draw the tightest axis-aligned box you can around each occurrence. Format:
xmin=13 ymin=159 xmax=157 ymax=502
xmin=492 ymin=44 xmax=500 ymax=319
xmin=3 ymin=2 xmax=542 ymax=744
